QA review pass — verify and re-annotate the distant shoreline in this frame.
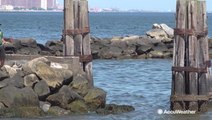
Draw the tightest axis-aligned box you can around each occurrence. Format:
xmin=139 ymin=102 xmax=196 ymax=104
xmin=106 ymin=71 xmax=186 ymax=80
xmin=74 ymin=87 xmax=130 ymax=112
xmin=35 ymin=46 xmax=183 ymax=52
xmin=0 ymin=10 xmax=63 ymax=13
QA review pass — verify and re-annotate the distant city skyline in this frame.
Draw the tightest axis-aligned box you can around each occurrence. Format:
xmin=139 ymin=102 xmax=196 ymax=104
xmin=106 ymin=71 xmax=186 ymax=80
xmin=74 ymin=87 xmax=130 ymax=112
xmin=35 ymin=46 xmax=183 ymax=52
xmin=58 ymin=0 xmax=212 ymax=12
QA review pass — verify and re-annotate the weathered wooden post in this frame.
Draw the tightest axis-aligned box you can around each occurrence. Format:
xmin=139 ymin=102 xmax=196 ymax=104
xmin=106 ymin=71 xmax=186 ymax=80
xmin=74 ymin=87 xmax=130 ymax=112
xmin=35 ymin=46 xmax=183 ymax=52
xmin=171 ymin=0 xmax=211 ymax=112
xmin=64 ymin=0 xmax=93 ymax=87
xmin=64 ymin=0 xmax=74 ymax=56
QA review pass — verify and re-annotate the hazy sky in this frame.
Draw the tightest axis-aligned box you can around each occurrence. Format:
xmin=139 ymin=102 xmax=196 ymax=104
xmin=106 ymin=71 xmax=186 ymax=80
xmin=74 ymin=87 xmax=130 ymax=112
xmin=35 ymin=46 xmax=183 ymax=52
xmin=58 ymin=0 xmax=212 ymax=11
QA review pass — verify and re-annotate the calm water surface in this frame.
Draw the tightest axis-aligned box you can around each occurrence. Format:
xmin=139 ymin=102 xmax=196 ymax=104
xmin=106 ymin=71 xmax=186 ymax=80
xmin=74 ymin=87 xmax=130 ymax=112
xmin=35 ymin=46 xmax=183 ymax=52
xmin=0 ymin=12 xmax=212 ymax=44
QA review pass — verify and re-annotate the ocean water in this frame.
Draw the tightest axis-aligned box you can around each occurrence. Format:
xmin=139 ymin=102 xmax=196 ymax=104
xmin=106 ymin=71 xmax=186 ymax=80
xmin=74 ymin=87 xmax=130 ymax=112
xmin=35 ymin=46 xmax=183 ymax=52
xmin=0 ymin=12 xmax=212 ymax=44
xmin=1 ymin=12 xmax=212 ymax=120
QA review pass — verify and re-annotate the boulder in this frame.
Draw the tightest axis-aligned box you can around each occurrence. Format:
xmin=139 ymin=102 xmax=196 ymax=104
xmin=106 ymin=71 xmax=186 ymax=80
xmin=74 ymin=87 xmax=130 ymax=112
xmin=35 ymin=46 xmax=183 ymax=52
xmin=53 ymin=68 xmax=73 ymax=85
xmin=152 ymin=43 xmax=169 ymax=52
xmin=0 ymin=80 xmax=7 ymax=89
xmin=148 ymin=51 xmax=164 ymax=58
xmin=4 ymin=42 xmax=16 ymax=54
xmin=46 ymin=86 xmax=82 ymax=109
xmin=12 ymin=38 xmax=41 ymax=55
xmin=84 ymin=87 xmax=106 ymax=110
xmin=69 ymin=74 xmax=89 ymax=97
xmin=146 ymin=29 xmax=168 ymax=40
xmin=0 ymin=86 xmax=39 ymax=108
xmin=24 ymin=57 xmax=63 ymax=88
xmin=136 ymin=45 xmax=153 ymax=55
xmin=48 ymin=106 xmax=71 ymax=116
xmin=3 ymin=65 xmax=17 ymax=78
xmin=0 ymin=69 xmax=9 ymax=81
xmin=24 ymin=74 xmax=39 ymax=87
xmin=22 ymin=57 xmax=50 ymax=75
xmin=19 ymin=38 xmax=37 ymax=48
xmin=160 ymin=23 xmax=174 ymax=38
xmin=68 ymin=100 xmax=88 ymax=113
xmin=98 ymin=47 xmax=123 ymax=59
xmin=34 ymin=80 xmax=50 ymax=100
xmin=0 ymin=106 xmax=44 ymax=118
xmin=96 ymin=104 xmax=135 ymax=115
xmin=45 ymin=40 xmax=63 ymax=56
xmin=6 ymin=73 xmax=25 ymax=88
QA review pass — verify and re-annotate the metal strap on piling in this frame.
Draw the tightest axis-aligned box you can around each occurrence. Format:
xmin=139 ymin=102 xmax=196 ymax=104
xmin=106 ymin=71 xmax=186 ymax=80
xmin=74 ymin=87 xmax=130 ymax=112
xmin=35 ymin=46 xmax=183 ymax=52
xmin=63 ymin=27 xmax=90 ymax=36
xmin=79 ymin=55 xmax=93 ymax=63
xmin=174 ymin=28 xmax=208 ymax=38
xmin=172 ymin=60 xmax=211 ymax=73
xmin=170 ymin=95 xmax=209 ymax=101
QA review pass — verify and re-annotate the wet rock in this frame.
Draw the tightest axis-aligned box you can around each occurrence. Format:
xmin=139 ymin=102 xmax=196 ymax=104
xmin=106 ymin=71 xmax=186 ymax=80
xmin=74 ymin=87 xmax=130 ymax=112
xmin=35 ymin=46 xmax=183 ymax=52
xmin=47 ymin=86 xmax=83 ymax=109
xmin=68 ymin=100 xmax=88 ymax=114
xmin=24 ymin=74 xmax=39 ymax=87
xmin=48 ymin=106 xmax=71 ymax=116
xmin=34 ymin=80 xmax=50 ymax=100
xmin=0 ymin=106 xmax=44 ymax=118
xmin=70 ymin=74 xmax=89 ymax=97
xmin=148 ymin=51 xmax=164 ymax=58
xmin=96 ymin=104 xmax=135 ymax=115
xmin=0 ymin=86 xmax=39 ymax=108
xmin=84 ymin=87 xmax=106 ymax=110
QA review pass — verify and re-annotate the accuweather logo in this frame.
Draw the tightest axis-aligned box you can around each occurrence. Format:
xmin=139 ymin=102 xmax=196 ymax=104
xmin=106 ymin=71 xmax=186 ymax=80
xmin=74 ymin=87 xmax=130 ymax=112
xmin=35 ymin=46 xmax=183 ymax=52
xmin=157 ymin=109 xmax=196 ymax=115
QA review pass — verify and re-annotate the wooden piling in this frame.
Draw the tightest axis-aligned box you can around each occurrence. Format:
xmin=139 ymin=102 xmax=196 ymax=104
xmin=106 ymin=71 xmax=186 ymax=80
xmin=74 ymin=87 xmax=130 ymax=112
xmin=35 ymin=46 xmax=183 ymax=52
xmin=171 ymin=0 xmax=211 ymax=112
xmin=63 ymin=0 xmax=93 ymax=87
xmin=79 ymin=0 xmax=93 ymax=87
xmin=64 ymin=0 xmax=75 ymax=56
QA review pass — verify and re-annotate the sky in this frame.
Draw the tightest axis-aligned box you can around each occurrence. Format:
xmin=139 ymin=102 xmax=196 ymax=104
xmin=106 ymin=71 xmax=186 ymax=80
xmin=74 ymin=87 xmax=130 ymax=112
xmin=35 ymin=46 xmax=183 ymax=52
xmin=58 ymin=0 xmax=212 ymax=12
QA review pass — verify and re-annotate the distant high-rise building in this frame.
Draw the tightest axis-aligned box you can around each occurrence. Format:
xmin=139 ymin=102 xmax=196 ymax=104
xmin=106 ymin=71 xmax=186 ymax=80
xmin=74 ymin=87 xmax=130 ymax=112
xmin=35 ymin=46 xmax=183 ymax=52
xmin=41 ymin=0 xmax=47 ymax=10
xmin=47 ymin=0 xmax=56 ymax=9
xmin=0 ymin=0 xmax=53 ymax=10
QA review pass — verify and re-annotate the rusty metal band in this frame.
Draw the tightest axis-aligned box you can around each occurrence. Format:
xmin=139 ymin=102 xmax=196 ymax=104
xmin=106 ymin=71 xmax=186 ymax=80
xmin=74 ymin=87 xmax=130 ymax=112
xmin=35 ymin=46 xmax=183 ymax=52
xmin=172 ymin=66 xmax=207 ymax=73
xmin=64 ymin=27 xmax=90 ymax=36
xmin=174 ymin=28 xmax=194 ymax=36
xmin=174 ymin=28 xmax=208 ymax=37
xmin=170 ymin=95 xmax=209 ymax=101
xmin=172 ymin=60 xmax=211 ymax=73
xmin=79 ymin=55 xmax=93 ymax=63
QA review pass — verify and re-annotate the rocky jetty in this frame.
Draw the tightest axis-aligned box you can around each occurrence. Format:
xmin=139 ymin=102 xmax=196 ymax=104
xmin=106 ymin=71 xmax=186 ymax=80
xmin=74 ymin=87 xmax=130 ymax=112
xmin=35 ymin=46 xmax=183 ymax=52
xmin=0 ymin=57 xmax=134 ymax=118
xmin=3 ymin=23 xmax=212 ymax=59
